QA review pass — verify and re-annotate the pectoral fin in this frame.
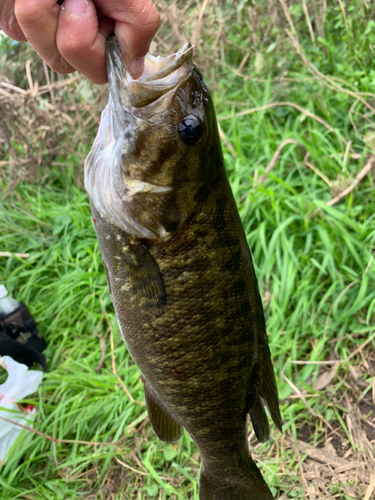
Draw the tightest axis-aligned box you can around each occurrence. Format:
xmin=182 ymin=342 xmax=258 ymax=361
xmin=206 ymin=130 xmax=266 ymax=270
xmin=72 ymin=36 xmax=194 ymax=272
xmin=91 ymin=202 xmax=166 ymax=317
xmin=118 ymin=237 xmax=166 ymax=315
xmin=143 ymin=377 xmax=183 ymax=442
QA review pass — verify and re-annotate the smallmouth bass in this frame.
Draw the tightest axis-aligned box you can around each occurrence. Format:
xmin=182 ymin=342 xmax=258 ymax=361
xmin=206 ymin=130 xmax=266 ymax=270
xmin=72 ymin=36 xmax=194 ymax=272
xmin=85 ymin=35 xmax=282 ymax=500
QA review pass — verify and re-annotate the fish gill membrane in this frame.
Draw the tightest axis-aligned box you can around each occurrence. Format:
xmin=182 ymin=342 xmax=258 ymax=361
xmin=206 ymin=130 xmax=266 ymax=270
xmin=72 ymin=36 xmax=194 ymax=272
xmin=84 ymin=35 xmax=282 ymax=500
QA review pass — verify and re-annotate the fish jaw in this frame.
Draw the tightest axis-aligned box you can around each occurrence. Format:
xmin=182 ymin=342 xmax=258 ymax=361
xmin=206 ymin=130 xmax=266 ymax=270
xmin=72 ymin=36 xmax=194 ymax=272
xmin=106 ymin=35 xmax=193 ymax=117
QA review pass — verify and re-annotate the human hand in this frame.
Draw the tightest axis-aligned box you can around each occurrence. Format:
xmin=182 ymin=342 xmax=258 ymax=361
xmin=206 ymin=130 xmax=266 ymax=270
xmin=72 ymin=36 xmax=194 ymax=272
xmin=0 ymin=0 xmax=160 ymax=83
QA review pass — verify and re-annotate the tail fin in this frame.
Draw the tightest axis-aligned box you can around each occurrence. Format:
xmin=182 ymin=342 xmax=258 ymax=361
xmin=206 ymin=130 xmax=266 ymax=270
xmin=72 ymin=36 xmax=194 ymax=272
xmin=199 ymin=461 xmax=273 ymax=500
xmin=250 ymin=344 xmax=282 ymax=442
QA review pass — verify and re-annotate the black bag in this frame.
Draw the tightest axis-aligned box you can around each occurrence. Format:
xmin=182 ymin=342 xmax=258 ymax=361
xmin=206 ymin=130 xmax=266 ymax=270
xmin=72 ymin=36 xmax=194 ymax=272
xmin=0 ymin=303 xmax=47 ymax=371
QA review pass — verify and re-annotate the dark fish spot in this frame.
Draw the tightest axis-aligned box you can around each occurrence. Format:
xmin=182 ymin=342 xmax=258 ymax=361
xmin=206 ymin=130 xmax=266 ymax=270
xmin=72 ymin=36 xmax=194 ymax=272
xmin=234 ymin=279 xmax=247 ymax=299
xmin=150 ymin=142 xmax=176 ymax=177
xmin=165 ymin=220 xmax=179 ymax=233
xmin=212 ymin=195 xmax=227 ymax=229
xmin=133 ymin=129 xmax=148 ymax=158
xmin=173 ymin=367 xmax=181 ymax=375
xmin=225 ymin=249 xmax=242 ymax=272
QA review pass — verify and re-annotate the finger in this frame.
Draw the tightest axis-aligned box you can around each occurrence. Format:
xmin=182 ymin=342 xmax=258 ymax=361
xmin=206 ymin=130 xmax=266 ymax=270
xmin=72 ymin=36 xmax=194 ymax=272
xmin=0 ymin=0 xmax=27 ymax=41
xmin=56 ymin=0 xmax=108 ymax=83
xmin=15 ymin=0 xmax=74 ymax=74
xmin=94 ymin=0 xmax=160 ymax=78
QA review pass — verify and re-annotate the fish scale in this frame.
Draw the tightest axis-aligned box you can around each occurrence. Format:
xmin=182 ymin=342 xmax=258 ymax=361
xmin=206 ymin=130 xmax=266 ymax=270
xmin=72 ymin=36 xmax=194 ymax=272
xmin=85 ymin=35 xmax=282 ymax=500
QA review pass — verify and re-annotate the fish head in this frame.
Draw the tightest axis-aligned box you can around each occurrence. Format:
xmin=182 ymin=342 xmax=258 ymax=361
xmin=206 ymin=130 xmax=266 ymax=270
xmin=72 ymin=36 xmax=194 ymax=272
xmin=85 ymin=36 xmax=224 ymax=240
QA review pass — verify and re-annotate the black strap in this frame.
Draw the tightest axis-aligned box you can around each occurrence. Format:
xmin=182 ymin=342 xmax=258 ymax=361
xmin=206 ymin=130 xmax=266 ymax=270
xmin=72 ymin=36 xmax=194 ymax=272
xmin=0 ymin=303 xmax=47 ymax=371
xmin=0 ymin=334 xmax=47 ymax=371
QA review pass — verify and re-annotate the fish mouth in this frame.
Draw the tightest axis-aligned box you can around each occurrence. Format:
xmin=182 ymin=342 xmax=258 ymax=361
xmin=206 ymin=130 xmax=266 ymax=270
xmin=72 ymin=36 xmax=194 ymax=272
xmin=107 ymin=35 xmax=193 ymax=117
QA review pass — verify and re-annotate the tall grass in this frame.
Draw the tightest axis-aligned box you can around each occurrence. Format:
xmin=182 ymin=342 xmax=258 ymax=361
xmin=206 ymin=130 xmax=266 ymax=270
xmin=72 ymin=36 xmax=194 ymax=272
xmin=1 ymin=1 xmax=375 ymax=499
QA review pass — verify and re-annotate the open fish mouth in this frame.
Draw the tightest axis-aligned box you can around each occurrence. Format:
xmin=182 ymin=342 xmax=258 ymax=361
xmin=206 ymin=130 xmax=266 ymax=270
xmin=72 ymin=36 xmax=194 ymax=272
xmin=107 ymin=35 xmax=193 ymax=114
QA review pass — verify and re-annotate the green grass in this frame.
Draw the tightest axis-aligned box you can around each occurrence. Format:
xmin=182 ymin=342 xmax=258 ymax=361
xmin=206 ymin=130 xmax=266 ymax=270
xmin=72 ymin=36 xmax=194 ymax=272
xmin=1 ymin=1 xmax=375 ymax=499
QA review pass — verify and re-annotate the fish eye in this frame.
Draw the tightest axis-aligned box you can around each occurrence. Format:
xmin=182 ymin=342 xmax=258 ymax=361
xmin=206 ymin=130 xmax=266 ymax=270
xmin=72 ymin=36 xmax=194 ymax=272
xmin=178 ymin=115 xmax=203 ymax=146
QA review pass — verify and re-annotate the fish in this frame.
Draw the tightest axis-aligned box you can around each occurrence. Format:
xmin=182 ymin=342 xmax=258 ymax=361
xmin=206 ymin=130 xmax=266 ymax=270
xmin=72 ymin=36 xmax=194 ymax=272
xmin=84 ymin=35 xmax=282 ymax=500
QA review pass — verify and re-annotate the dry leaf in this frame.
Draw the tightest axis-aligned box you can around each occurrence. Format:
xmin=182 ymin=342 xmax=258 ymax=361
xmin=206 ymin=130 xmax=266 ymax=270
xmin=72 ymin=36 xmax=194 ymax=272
xmin=313 ymin=369 xmax=336 ymax=391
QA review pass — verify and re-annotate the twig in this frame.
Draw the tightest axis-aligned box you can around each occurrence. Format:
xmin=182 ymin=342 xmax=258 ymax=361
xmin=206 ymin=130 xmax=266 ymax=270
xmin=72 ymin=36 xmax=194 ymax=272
xmin=25 ymin=60 xmax=36 ymax=94
xmin=348 ymin=331 xmax=375 ymax=361
xmin=337 ymin=0 xmax=351 ymax=51
xmin=364 ymin=474 xmax=375 ymax=500
xmin=0 ymin=416 xmax=117 ymax=446
xmin=282 ymin=364 xmax=335 ymax=432
xmin=239 ymin=138 xmax=305 ymax=202
xmin=293 ymin=444 xmax=311 ymax=499
xmin=282 ymin=373 xmax=319 ymax=419
xmin=278 ymin=0 xmax=375 ymax=117
xmin=190 ymin=0 xmax=210 ymax=49
xmin=257 ymin=138 xmax=305 ymax=185
xmin=102 ymin=306 xmax=145 ymax=406
xmin=304 ymin=152 xmax=332 ymax=187
xmin=218 ymin=124 xmax=237 ymax=159
xmin=237 ymin=50 xmax=250 ymax=73
xmin=0 ymin=82 xmax=27 ymax=94
xmin=0 ymin=252 xmax=30 ymax=258
xmin=310 ymin=0 xmax=326 ymax=40
xmin=326 ymin=154 xmax=375 ymax=206
xmin=0 ymin=76 xmax=80 ymax=95
xmin=301 ymin=0 xmax=315 ymax=44
xmin=39 ymin=99 xmax=74 ymax=124
xmin=348 ymin=99 xmax=360 ymax=137
xmin=115 ymin=457 xmax=150 ymax=476
xmin=94 ymin=332 xmax=107 ymax=372
xmin=219 ymin=101 xmax=350 ymax=149
xmin=290 ymin=360 xmax=342 ymax=366
xmin=43 ymin=61 xmax=56 ymax=106
xmin=291 ymin=437 xmax=371 ymax=483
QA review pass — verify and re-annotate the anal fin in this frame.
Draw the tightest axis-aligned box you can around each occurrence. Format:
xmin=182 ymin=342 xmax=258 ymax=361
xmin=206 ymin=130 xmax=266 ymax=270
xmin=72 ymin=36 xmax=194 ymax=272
xmin=260 ymin=344 xmax=283 ymax=433
xmin=249 ymin=396 xmax=270 ymax=443
xmin=247 ymin=344 xmax=282 ymax=443
xmin=143 ymin=377 xmax=183 ymax=442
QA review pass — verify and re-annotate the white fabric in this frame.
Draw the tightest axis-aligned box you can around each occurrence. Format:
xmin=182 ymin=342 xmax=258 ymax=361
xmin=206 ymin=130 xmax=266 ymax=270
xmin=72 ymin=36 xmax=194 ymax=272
xmin=0 ymin=356 xmax=43 ymax=462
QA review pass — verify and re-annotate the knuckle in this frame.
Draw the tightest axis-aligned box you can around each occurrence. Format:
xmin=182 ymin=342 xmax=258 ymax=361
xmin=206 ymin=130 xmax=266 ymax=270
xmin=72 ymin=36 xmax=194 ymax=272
xmin=59 ymin=36 xmax=81 ymax=55
xmin=45 ymin=53 xmax=73 ymax=75
xmin=0 ymin=10 xmax=26 ymax=41
xmin=142 ymin=3 xmax=161 ymax=32
xmin=58 ymin=25 xmax=96 ymax=55
xmin=128 ymin=1 xmax=160 ymax=36
xmin=14 ymin=1 xmax=44 ymax=25
xmin=58 ymin=36 xmax=88 ymax=61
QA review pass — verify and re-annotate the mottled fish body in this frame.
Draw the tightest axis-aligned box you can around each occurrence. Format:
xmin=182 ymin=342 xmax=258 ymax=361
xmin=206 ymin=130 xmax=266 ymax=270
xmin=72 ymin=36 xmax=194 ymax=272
xmin=85 ymin=36 xmax=282 ymax=500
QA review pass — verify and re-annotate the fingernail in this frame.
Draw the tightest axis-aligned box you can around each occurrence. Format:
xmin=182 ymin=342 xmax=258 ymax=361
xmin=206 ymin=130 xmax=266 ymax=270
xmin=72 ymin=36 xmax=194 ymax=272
xmin=129 ymin=57 xmax=144 ymax=79
xmin=61 ymin=0 xmax=88 ymax=15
